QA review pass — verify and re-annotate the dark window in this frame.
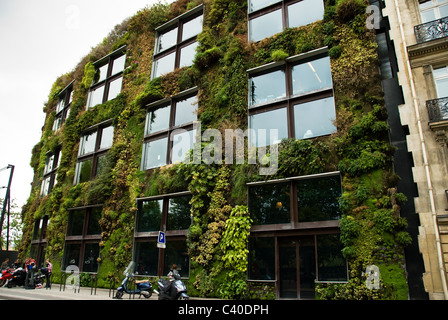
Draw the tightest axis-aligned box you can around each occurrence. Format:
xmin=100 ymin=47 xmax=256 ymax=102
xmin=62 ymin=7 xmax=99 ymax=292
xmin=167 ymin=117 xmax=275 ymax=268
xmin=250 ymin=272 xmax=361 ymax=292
xmin=152 ymin=5 xmax=203 ymax=79
xmin=248 ymin=237 xmax=275 ymax=280
xmin=317 ymin=234 xmax=348 ymax=281
xmin=142 ymin=91 xmax=198 ymax=170
xmin=248 ymin=51 xmax=336 ymax=147
xmin=248 ymin=0 xmax=325 ymax=42
xmin=53 ymin=82 xmax=73 ymax=131
xmin=87 ymin=49 xmax=126 ymax=109
xmin=74 ymin=123 xmax=114 ymax=184
xmin=134 ymin=241 xmax=159 ymax=276
xmin=163 ymin=240 xmax=189 ymax=277
xmin=40 ymin=148 xmax=61 ymax=197
xmin=248 ymin=182 xmax=291 ymax=225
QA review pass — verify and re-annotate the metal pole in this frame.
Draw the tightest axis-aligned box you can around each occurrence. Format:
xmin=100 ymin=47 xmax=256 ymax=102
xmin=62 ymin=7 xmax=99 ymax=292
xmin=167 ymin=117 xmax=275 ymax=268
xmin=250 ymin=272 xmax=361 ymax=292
xmin=0 ymin=164 xmax=14 ymax=249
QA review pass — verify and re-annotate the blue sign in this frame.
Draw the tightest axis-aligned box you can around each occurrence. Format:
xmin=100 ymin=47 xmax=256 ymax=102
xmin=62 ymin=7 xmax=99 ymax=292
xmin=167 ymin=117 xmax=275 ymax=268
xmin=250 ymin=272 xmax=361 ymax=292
xmin=157 ymin=231 xmax=166 ymax=248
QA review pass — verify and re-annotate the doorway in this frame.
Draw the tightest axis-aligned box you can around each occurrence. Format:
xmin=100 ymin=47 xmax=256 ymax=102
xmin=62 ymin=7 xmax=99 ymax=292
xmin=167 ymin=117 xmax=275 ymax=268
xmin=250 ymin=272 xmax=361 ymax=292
xmin=279 ymin=236 xmax=316 ymax=299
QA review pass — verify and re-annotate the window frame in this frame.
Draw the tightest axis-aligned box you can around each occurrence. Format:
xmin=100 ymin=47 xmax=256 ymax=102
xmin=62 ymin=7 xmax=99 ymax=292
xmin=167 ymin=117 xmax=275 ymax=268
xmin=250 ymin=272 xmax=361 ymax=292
xmin=141 ymin=88 xmax=198 ymax=171
xmin=151 ymin=5 xmax=204 ymax=79
xmin=74 ymin=120 xmax=114 ymax=184
xmin=419 ymin=0 xmax=448 ymax=23
xmin=433 ymin=65 xmax=448 ymax=98
xmin=86 ymin=46 xmax=126 ymax=110
xmin=40 ymin=147 xmax=61 ymax=197
xmin=248 ymin=0 xmax=325 ymax=42
xmin=247 ymin=48 xmax=336 ymax=147
xmin=53 ymin=81 xmax=74 ymax=131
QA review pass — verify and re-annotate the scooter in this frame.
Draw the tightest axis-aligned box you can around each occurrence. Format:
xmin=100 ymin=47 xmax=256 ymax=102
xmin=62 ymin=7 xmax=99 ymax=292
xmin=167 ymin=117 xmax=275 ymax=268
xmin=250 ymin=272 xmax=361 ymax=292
xmin=155 ymin=271 xmax=189 ymax=300
xmin=114 ymin=262 xmax=153 ymax=299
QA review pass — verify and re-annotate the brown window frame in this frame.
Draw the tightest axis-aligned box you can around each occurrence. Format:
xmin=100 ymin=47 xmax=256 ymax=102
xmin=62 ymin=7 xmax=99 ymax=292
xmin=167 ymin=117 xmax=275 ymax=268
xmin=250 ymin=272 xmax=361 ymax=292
xmin=40 ymin=147 xmax=61 ymax=197
xmin=53 ymin=81 xmax=74 ymax=131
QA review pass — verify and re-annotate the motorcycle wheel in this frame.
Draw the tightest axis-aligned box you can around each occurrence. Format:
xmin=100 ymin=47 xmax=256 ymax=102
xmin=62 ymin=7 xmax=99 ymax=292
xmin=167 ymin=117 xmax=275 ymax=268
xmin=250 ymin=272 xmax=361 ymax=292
xmin=115 ymin=291 xmax=124 ymax=299
xmin=142 ymin=290 xmax=153 ymax=299
xmin=0 ymin=279 xmax=5 ymax=287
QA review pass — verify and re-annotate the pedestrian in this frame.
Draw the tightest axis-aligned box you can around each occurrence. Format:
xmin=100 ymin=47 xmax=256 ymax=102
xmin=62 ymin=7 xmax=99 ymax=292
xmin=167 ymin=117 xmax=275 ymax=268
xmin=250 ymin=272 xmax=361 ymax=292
xmin=24 ymin=257 xmax=36 ymax=289
xmin=1 ymin=258 xmax=9 ymax=270
xmin=45 ymin=258 xmax=52 ymax=289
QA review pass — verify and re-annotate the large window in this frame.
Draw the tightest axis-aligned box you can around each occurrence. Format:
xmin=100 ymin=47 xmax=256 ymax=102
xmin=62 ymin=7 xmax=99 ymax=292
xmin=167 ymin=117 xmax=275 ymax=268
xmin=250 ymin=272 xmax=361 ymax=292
xmin=74 ymin=122 xmax=114 ymax=184
xmin=151 ymin=5 xmax=203 ymax=79
xmin=248 ymin=172 xmax=342 ymax=226
xmin=86 ymin=48 xmax=126 ymax=109
xmin=433 ymin=65 xmax=448 ymax=98
xmin=248 ymin=50 xmax=336 ymax=147
xmin=53 ymin=82 xmax=73 ymax=131
xmin=134 ymin=193 xmax=192 ymax=276
xmin=142 ymin=89 xmax=198 ymax=170
xmin=63 ymin=206 xmax=102 ymax=272
xmin=419 ymin=0 xmax=448 ymax=23
xmin=40 ymin=148 xmax=60 ymax=197
xmin=248 ymin=0 xmax=325 ymax=42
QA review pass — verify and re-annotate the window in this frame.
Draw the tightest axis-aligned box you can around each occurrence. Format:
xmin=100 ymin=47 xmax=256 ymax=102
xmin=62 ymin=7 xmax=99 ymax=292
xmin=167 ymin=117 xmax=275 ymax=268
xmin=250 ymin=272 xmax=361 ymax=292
xmin=31 ymin=217 xmax=49 ymax=267
xmin=86 ymin=48 xmax=126 ymax=109
xmin=248 ymin=50 xmax=336 ymax=147
xmin=142 ymin=90 xmax=198 ymax=170
xmin=248 ymin=173 xmax=342 ymax=225
xmin=248 ymin=0 xmax=325 ymax=42
xmin=419 ymin=0 xmax=448 ymax=23
xmin=63 ymin=206 xmax=102 ymax=272
xmin=134 ymin=193 xmax=192 ymax=277
xmin=53 ymin=82 xmax=73 ymax=131
xmin=151 ymin=5 xmax=203 ymax=79
xmin=433 ymin=65 xmax=448 ymax=98
xmin=40 ymin=148 xmax=61 ymax=197
xmin=74 ymin=123 xmax=114 ymax=184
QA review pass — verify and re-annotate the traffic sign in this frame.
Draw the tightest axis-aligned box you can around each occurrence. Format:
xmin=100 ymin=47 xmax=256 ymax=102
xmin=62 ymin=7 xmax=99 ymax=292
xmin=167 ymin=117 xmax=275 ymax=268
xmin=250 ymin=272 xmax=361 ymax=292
xmin=157 ymin=231 xmax=166 ymax=248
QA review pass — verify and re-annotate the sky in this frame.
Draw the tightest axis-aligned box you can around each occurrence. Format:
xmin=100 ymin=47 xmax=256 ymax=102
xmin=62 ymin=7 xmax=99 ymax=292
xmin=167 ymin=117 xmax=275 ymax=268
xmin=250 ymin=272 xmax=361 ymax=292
xmin=0 ymin=0 xmax=171 ymax=209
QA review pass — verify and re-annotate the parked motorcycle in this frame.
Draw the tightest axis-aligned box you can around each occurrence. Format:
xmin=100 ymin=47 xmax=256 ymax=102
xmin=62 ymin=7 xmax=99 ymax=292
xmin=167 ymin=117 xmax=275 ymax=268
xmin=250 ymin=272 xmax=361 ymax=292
xmin=0 ymin=268 xmax=14 ymax=287
xmin=6 ymin=267 xmax=26 ymax=287
xmin=114 ymin=262 xmax=153 ymax=299
xmin=155 ymin=271 xmax=189 ymax=300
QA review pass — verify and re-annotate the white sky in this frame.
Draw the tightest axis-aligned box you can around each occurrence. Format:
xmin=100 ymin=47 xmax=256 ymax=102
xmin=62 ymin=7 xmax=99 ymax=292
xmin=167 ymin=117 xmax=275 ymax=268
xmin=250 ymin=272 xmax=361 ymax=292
xmin=0 ymin=0 xmax=171 ymax=209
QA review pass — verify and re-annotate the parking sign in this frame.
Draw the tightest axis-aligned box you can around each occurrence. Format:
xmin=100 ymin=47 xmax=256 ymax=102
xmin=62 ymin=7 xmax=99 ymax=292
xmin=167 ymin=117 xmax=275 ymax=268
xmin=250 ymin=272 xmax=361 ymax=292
xmin=157 ymin=231 xmax=166 ymax=248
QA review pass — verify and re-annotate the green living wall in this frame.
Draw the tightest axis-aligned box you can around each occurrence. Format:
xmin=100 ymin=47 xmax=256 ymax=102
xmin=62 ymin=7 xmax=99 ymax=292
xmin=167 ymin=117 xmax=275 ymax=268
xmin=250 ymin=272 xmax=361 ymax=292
xmin=19 ymin=0 xmax=411 ymax=299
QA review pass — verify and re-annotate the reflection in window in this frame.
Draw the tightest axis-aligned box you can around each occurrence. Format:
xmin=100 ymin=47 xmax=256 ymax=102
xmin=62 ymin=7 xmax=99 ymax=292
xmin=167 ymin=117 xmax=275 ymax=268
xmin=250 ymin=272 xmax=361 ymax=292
xmin=291 ymin=56 xmax=332 ymax=96
xmin=67 ymin=210 xmax=86 ymax=236
xmin=249 ymin=69 xmax=286 ymax=106
xmin=99 ymin=126 xmax=114 ymax=150
xmin=248 ymin=237 xmax=275 ymax=280
xmin=179 ymin=42 xmax=199 ymax=68
xmin=137 ymin=199 xmax=163 ymax=232
xmin=317 ymin=234 xmax=348 ymax=281
xmin=249 ymin=108 xmax=288 ymax=147
xmin=107 ymin=77 xmax=123 ymax=101
xmin=164 ymin=241 xmax=190 ymax=277
xmin=174 ymin=96 xmax=197 ymax=126
xmin=74 ymin=158 xmax=93 ymax=184
xmin=182 ymin=15 xmax=203 ymax=41
xmin=145 ymin=105 xmax=171 ymax=135
xmin=156 ymin=27 xmax=178 ymax=54
xmin=87 ymin=208 xmax=102 ymax=235
xmin=87 ymin=86 xmax=105 ymax=109
xmin=287 ymin=0 xmax=325 ymax=28
xmin=63 ymin=243 xmax=81 ymax=268
xmin=152 ymin=52 xmax=176 ymax=78
xmin=297 ymin=175 xmax=341 ymax=222
xmin=135 ymin=241 xmax=159 ymax=276
xmin=249 ymin=0 xmax=282 ymax=13
xmin=249 ymin=182 xmax=291 ymax=225
xmin=83 ymin=243 xmax=100 ymax=273
xmin=142 ymin=138 xmax=168 ymax=170
xmin=249 ymin=9 xmax=283 ymax=42
xmin=171 ymin=129 xmax=196 ymax=164
xmin=294 ymin=97 xmax=336 ymax=140
xmin=167 ymin=196 xmax=192 ymax=230
xmin=79 ymin=132 xmax=97 ymax=156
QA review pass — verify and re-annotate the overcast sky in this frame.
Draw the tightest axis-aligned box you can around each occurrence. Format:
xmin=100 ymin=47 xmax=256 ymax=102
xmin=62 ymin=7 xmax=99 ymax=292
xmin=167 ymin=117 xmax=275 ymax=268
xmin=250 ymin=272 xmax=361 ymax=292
xmin=0 ymin=0 xmax=171 ymax=209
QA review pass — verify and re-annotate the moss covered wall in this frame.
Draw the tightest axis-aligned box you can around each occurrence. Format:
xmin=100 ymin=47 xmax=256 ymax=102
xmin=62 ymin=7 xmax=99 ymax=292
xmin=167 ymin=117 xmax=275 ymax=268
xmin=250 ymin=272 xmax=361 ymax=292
xmin=19 ymin=0 xmax=411 ymax=299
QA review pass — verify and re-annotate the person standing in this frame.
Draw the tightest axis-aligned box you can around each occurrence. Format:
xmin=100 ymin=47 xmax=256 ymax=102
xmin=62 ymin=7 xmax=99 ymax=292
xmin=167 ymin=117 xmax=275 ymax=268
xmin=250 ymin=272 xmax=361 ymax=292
xmin=45 ymin=258 xmax=52 ymax=289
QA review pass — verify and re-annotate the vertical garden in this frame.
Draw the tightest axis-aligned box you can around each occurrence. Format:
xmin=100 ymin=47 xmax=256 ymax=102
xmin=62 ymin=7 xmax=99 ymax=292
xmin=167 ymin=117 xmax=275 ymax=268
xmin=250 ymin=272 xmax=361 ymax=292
xmin=19 ymin=0 xmax=411 ymax=299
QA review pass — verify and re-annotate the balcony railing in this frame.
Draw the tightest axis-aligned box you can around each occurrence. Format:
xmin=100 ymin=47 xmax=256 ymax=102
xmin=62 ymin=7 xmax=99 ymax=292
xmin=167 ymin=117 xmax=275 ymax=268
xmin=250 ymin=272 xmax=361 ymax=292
xmin=414 ymin=17 xmax=448 ymax=44
xmin=427 ymin=97 xmax=448 ymax=122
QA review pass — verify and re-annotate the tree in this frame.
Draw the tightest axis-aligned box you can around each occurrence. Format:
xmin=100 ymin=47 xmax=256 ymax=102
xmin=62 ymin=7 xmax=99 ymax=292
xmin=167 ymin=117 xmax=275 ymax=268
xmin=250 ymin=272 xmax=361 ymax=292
xmin=0 ymin=198 xmax=22 ymax=250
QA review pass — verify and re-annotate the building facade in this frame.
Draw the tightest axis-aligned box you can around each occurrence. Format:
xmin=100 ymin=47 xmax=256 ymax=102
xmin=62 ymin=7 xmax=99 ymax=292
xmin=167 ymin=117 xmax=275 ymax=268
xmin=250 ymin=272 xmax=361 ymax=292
xmin=20 ymin=0 xmax=417 ymax=299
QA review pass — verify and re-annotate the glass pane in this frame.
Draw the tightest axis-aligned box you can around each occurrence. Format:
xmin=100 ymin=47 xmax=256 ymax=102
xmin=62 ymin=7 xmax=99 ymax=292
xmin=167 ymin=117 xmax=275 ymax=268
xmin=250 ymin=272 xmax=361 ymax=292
xmin=248 ymin=182 xmax=290 ymax=225
xmin=182 ymin=15 xmax=203 ymax=41
xmin=249 ymin=69 xmax=286 ymax=106
xmin=317 ymin=234 xmax=347 ymax=281
xmin=167 ymin=196 xmax=192 ymax=230
xmin=440 ymin=4 xmax=448 ymax=17
xmin=56 ymin=98 xmax=65 ymax=113
xmin=40 ymin=176 xmax=51 ymax=197
xmin=433 ymin=66 xmax=448 ymax=78
xmin=87 ymin=208 xmax=102 ymax=235
xmin=142 ymin=137 xmax=168 ymax=170
xmin=79 ymin=132 xmax=97 ymax=156
xmin=67 ymin=210 xmax=85 ymax=236
xmin=137 ymin=200 xmax=163 ymax=232
xmin=249 ymin=0 xmax=282 ymax=12
xmin=249 ymin=9 xmax=283 ymax=42
xmin=163 ymin=241 xmax=190 ymax=277
xmin=75 ymin=158 xmax=93 ymax=184
xmin=249 ymin=108 xmax=288 ymax=147
xmin=99 ymin=126 xmax=114 ymax=150
xmin=292 ymin=56 xmax=332 ymax=95
xmin=299 ymin=236 xmax=316 ymax=299
xmin=288 ymin=0 xmax=324 ymax=28
xmin=175 ymin=96 xmax=197 ymax=126
xmin=83 ymin=243 xmax=100 ymax=273
xmin=44 ymin=154 xmax=55 ymax=174
xmin=248 ymin=237 xmax=275 ymax=280
xmin=156 ymin=27 xmax=178 ymax=54
xmin=96 ymin=64 xmax=108 ymax=83
xmin=135 ymin=241 xmax=159 ymax=276
xmin=145 ymin=105 xmax=171 ymax=135
xmin=95 ymin=154 xmax=109 ymax=178
xmin=279 ymin=239 xmax=297 ymax=298
xmin=179 ymin=41 xmax=199 ymax=68
xmin=436 ymin=78 xmax=448 ymax=98
xmin=87 ymin=85 xmax=105 ymax=109
xmin=111 ymin=55 xmax=126 ymax=75
xmin=171 ymin=129 xmax=196 ymax=163
xmin=107 ymin=76 xmax=123 ymax=101
xmin=153 ymin=52 xmax=176 ymax=78
xmin=420 ymin=9 xmax=436 ymax=23
xmin=294 ymin=97 xmax=336 ymax=140
xmin=297 ymin=175 xmax=341 ymax=222
xmin=63 ymin=243 xmax=81 ymax=269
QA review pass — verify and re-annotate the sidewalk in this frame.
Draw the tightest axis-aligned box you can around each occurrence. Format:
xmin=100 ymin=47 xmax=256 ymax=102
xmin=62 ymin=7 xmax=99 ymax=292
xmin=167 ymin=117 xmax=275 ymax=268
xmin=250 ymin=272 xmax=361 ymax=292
xmin=0 ymin=284 xmax=154 ymax=300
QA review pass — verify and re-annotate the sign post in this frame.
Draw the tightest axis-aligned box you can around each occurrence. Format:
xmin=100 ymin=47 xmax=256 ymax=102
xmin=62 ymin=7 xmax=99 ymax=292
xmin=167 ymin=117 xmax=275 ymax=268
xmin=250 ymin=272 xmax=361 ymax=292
xmin=157 ymin=231 xmax=166 ymax=249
